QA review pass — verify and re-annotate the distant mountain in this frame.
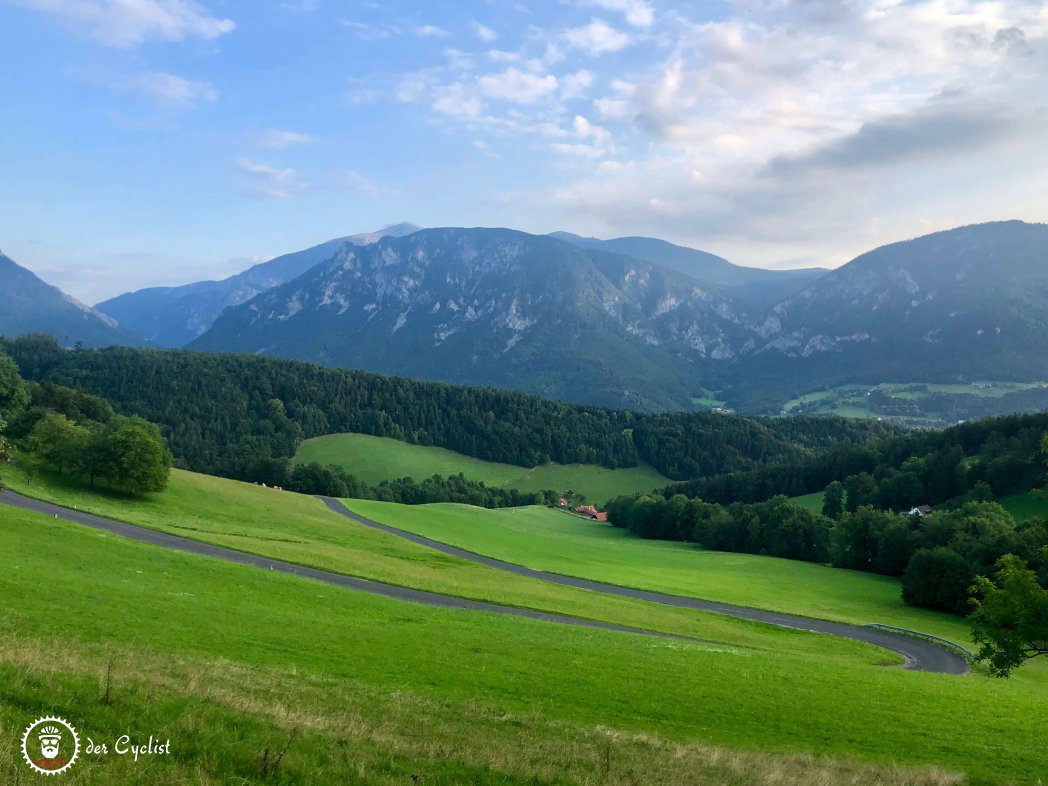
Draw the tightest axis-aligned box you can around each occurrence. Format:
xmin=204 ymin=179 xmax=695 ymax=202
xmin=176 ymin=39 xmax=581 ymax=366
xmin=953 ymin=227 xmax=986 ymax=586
xmin=0 ymin=251 xmax=143 ymax=348
xmin=95 ymin=223 xmax=422 ymax=347
xmin=189 ymin=228 xmax=758 ymax=410
xmin=732 ymin=221 xmax=1048 ymax=408
xmin=550 ymin=232 xmax=826 ymax=308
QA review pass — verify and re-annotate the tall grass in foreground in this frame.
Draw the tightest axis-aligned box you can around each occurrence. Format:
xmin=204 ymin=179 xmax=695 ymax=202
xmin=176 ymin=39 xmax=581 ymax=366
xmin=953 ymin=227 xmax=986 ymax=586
xmin=0 ymin=636 xmax=962 ymax=786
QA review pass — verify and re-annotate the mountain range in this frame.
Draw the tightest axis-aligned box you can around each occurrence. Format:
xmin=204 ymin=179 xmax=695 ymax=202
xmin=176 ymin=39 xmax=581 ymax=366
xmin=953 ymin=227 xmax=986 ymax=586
xmin=189 ymin=227 xmax=754 ymax=410
xmin=96 ymin=223 xmax=422 ymax=347
xmin=0 ymin=251 xmax=143 ymax=348
xmin=2 ymin=220 xmax=1046 ymax=413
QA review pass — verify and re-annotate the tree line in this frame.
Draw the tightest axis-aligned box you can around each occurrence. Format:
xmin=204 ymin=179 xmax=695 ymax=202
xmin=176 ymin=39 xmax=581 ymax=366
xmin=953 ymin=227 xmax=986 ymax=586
xmin=282 ymin=462 xmax=558 ymax=508
xmin=0 ymin=351 xmax=171 ymax=495
xmin=606 ymin=491 xmax=1048 ymax=620
xmin=0 ymin=345 xmax=554 ymax=505
xmin=663 ymin=411 xmax=1048 ymax=511
xmin=0 ymin=335 xmax=894 ymax=489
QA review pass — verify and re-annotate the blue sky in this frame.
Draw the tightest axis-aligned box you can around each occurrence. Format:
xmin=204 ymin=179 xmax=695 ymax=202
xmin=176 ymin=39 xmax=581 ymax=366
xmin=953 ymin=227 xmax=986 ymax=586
xmin=2 ymin=0 xmax=1046 ymax=304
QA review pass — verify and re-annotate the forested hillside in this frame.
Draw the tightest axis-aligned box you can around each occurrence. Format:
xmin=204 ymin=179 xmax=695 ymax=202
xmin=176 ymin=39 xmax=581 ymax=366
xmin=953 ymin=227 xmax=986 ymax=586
xmin=1 ymin=335 xmax=895 ymax=486
xmin=665 ymin=412 xmax=1048 ymax=508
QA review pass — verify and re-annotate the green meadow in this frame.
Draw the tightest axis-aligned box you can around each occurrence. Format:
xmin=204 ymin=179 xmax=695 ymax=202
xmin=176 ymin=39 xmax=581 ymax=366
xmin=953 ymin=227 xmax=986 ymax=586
xmin=1000 ymin=490 xmax=1048 ymax=522
xmin=0 ymin=465 xmax=886 ymax=656
xmin=789 ymin=490 xmax=825 ymax=514
xmin=345 ymin=499 xmax=978 ymax=643
xmin=2 ymin=504 xmax=1048 ymax=784
xmin=296 ymin=431 xmax=669 ymax=504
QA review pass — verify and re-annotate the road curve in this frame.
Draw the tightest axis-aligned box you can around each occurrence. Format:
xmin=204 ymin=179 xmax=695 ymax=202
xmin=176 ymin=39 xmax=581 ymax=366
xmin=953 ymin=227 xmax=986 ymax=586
xmin=320 ymin=498 xmax=970 ymax=676
xmin=0 ymin=490 xmax=696 ymax=641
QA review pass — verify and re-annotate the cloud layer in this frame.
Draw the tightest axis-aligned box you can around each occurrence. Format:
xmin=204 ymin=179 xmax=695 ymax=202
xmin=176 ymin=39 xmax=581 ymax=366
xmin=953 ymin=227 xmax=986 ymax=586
xmin=10 ymin=0 xmax=234 ymax=47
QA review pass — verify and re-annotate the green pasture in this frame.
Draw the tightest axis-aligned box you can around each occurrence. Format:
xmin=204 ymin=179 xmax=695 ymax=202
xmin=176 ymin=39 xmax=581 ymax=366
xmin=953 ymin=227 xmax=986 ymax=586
xmin=296 ymin=431 xmax=669 ymax=504
xmin=345 ymin=498 xmax=977 ymax=644
xmin=2 ymin=505 xmax=1047 ymax=784
xmin=0 ymin=465 xmax=881 ymax=657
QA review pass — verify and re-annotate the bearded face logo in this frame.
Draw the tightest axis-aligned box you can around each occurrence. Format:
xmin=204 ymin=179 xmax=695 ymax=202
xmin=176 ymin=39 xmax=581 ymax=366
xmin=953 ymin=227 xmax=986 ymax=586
xmin=21 ymin=717 xmax=79 ymax=774
xmin=39 ymin=726 xmax=62 ymax=759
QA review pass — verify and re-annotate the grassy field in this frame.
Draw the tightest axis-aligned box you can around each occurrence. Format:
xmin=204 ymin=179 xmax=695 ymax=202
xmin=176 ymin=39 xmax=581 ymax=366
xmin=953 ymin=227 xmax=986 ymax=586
xmin=790 ymin=491 xmax=824 ymax=514
xmin=782 ymin=381 xmax=1048 ymax=426
xmin=785 ymin=381 xmax=1048 ymax=412
xmin=346 ymin=499 xmax=980 ymax=644
xmin=3 ymin=504 xmax=1048 ymax=784
xmin=296 ymin=432 xmax=669 ymax=505
xmin=1 ymin=465 xmax=892 ymax=660
xmin=1000 ymin=491 xmax=1048 ymax=522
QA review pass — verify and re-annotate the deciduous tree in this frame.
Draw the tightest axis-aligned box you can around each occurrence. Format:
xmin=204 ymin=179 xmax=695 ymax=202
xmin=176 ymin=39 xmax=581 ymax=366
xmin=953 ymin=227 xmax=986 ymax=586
xmin=969 ymin=554 xmax=1048 ymax=677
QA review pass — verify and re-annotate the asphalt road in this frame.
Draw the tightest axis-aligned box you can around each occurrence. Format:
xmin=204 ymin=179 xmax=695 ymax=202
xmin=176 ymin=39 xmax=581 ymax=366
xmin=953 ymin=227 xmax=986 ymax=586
xmin=320 ymin=497 xmax=971 ymax=676
xmin=0 ymin=490 xmax=690 ymax=641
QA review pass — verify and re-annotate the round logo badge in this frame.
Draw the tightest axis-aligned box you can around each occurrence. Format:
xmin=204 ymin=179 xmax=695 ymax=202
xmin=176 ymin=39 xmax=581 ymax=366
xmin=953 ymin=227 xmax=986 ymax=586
xmin=21 ymin=716 xmax=79 ymax=775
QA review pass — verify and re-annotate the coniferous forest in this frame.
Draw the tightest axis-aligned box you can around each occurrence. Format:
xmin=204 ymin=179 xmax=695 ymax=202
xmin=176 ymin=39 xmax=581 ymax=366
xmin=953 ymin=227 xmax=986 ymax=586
xmin=1 ymin=334 xmax=896 ymax=486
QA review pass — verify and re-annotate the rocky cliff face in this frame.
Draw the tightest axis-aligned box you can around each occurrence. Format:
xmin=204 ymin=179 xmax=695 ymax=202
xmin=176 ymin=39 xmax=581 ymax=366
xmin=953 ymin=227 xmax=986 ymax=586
xmin=95 ymin=223 xmax=423 ymax=347
xmin=189 ymin=228 xmax=756 ymax=409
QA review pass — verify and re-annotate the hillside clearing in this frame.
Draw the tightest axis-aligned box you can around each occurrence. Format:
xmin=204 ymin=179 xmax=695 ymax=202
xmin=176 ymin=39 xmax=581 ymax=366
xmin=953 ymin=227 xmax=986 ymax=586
xmin=296 ymin=431 xmax=669 ymax=504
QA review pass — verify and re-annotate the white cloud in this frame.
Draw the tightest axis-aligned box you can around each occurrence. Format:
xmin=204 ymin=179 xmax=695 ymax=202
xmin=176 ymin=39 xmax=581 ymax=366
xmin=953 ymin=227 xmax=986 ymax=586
xmin=108 ymin=70 xmax=217 ymax=107
xmin=573 ymin=114 xmax=611 ymax=146
xmin=256 ymin=129 xmax=315 ymax=149
xmin=235 ymin=158 xmax=306 ymax=199
xmin=328 ymin=170 xmax=400 ymax=198
xmin=472 ymin=21 xmax=498 ymax=42
xmin=432 ymin=82 xmax=484 ymax=117
xmin=561 ymin=69 xmax=594 ymax=99
xmin=519 ymin=0 xmax=1048 ymax=260
xmin=563 ymin=19 xmax=632 ymax=55
xmin=583 ymin=0 xmax=653 ymax=28
xmin=11 ymin=0 xmax=234 ymax=47
xmin=477 ymin=68 xmax=558 ymax=103
xmin=487 ymin=49 xmax=521 ymax=63
xmin=594 ymin=97 xmax=630 ymax=118
xmin=414 ymin=24 xmax=448 ymax=38
xmin=473 ymin=139 xmax=503 ymax=159
xmin=551 ymin=142 xmax=607 ymax=158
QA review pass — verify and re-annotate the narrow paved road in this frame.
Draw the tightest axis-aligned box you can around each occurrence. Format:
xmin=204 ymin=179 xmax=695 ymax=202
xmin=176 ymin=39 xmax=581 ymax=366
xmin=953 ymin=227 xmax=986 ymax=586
xmin=0 ymin=490 xmax=694 ymax=641
xmin=320 ymin=498 xmax=970 ymax=676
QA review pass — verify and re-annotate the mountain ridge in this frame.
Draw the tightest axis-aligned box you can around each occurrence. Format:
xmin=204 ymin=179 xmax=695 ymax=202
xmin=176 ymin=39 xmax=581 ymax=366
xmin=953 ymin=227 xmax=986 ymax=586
xmin=94 ymin=223 xmax=423 ymax=347
xmin=188 ymin=227 xmax=752 ymax=410
xmin=0 ymin=251 xmax=144 ymax=348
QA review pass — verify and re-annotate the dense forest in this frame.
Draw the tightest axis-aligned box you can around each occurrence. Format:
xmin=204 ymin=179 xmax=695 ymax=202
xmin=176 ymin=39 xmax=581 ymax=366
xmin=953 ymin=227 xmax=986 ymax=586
xmin=0 ymin=335 xmax=895 ymax=488
xmin=611 ymin=411 xmax=1048 ymax=616
xmin=0 ymin=346 xmax=554 ymax=506
xmin=607 ymin=492 xmax=1048 ymax=616
xmin=0 ymin=353 xmax=171 ymax=495
xmin=664 ymin=411 xmax=1048 ymax=510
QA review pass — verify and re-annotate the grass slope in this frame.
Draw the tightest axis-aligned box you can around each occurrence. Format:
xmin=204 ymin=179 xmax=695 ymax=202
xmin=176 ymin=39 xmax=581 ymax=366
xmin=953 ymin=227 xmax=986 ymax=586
xmin=0 ymin=465 xmax=886 ymax=661
xmin=2 ymin=506 xmax=1047 ymax=784
xmin=346 ymin=499 xmax=977 ymax=644
xmin=1000 ymin=491 xmax=1048 ymax=522
xmin=296 ymin=432 xmax=669 ymax=504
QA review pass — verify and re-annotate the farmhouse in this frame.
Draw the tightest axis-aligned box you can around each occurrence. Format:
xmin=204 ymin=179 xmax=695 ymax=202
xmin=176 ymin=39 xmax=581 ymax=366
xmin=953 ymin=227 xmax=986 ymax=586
xmin=905 ymin=505 xmax=934 ymax=517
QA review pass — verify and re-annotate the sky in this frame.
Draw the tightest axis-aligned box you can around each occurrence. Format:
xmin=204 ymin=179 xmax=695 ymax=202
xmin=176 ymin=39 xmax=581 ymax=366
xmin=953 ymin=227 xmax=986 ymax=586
xmin=1 ymin=0 xmax=1046 ymax=304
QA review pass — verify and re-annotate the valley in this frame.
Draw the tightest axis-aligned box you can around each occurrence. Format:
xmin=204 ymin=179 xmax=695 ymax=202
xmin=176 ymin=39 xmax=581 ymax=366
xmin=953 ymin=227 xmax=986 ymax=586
xmin=4 ymin=464 xmax=1048 ymax=782
xmin=6 ymin=3 xmax=1048 ymax=782
xmin=5 ymin=502 xmax=1035 ymax=786
xmin=3 ymin=331 xmax=1048 ymax=782
xmin=7 ymin=220 xmax=1048 ymax=421
xmin=784 ymin=380 xmax=1048 ymax=426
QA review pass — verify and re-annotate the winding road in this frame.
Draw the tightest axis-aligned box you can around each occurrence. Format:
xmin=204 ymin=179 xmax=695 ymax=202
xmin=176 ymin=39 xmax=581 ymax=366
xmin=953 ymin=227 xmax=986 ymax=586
xmin=1 ymin=489 xmax=968 ymax=674
xmin=319 ymin=498 xmax=971 ymax=676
